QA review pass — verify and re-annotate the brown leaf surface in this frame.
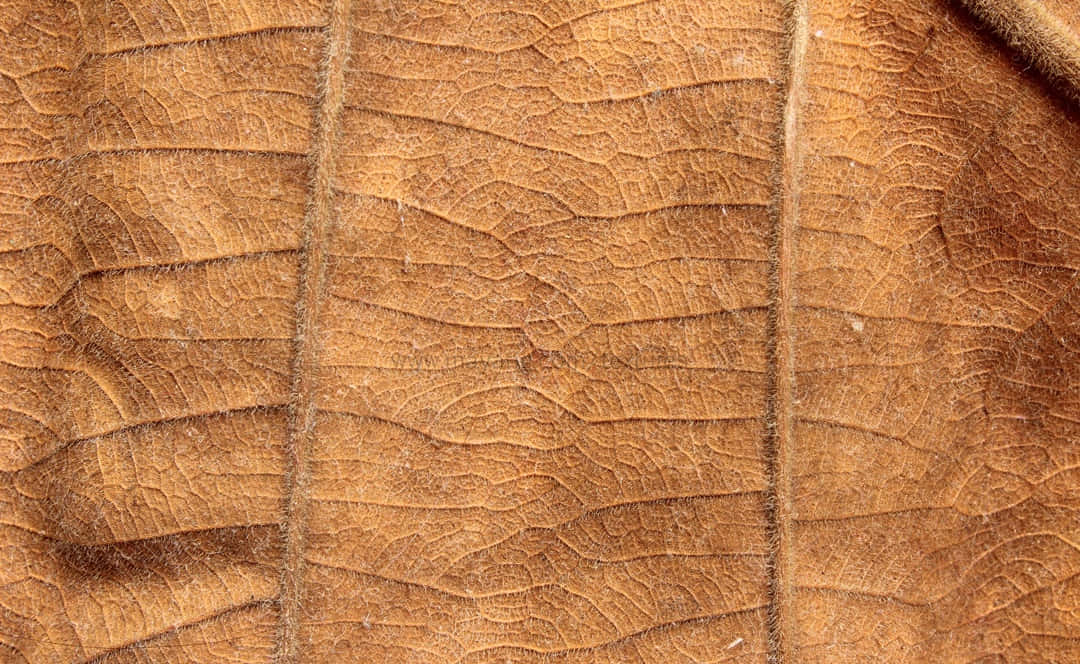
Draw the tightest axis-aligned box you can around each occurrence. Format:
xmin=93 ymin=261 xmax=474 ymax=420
xmin=1 ymin=0 xmax=1077 ymax=662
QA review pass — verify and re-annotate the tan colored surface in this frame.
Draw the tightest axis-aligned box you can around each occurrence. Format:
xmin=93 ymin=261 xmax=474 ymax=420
xmin=0 ymin=0 xmax=1077 ymax=662
xmin=793 ymin=1 xmax=1080 ymax=661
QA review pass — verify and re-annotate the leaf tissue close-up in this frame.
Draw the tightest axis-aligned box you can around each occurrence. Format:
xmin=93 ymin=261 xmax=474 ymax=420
xmin=2 ymin=0 xmax=1079 ymax=662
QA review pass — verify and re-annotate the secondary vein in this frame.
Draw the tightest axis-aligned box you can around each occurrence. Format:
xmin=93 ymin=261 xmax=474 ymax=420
xmin=958 ymin=0 xmax=1080 ymax=104
xmin=766 ymin=1 xmax=808 ymax=662
xmin=277 ymin=1 xmax=352 ymax=661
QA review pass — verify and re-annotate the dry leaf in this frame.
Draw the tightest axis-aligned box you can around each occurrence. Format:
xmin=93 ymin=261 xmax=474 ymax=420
xmin=1 ymin=0 xmax=1078 ymax=662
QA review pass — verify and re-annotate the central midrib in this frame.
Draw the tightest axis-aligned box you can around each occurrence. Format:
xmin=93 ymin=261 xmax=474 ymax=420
xmin=277 ymin=0 xmax=353 ymax=662
xmin=766 ymin=0 xmax=809 ymax=662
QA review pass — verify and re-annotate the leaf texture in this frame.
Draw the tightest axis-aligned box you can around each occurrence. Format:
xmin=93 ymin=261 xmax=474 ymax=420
xmin=1 ymin=0 xmax=1078 ymax=662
